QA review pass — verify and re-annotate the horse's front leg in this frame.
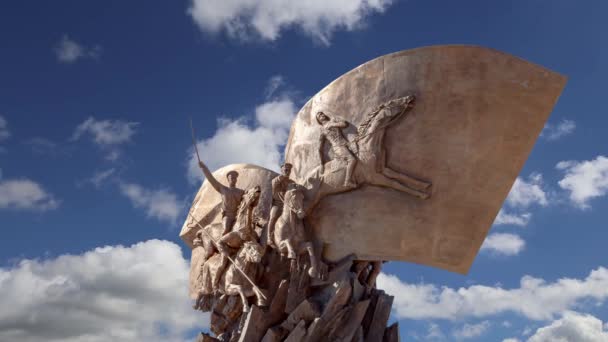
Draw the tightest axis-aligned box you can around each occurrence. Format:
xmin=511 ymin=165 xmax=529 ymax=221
xmin=227 ymin=284 xmax=250 ymax=312
xmin=285 ymin=239 xmax=297 ymax=259
xmin=304 ymin=242 xmax=327 ymax=280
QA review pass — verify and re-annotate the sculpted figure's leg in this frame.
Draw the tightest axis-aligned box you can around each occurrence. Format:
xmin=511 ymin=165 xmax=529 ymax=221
xmin=222 ymin=216 xmax=236 ymax=236
xmin=382 ymin=167 xmax=432 ymax=190
xmin=369 ymin=172 xmax=430 ymax=199
xmin=267 ymin=206 xmax=281 ymax=248
xmin=344 ymin=153 xmax=358 ymax=188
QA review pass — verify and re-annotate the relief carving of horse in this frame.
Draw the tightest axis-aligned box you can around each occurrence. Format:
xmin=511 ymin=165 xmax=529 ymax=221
xmin=302 ymin=95 xmax=432 ymax=212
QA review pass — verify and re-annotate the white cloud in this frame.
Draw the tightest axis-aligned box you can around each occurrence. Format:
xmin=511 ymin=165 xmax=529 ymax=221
xmin=187 ymin=0 xmax=394 ymax=45
xmin=54 ymin=35 xmax=101 ymax=63
xmin=481 ymin=233 xmax=526 ymax=256
xmin=503 ymin=339 xmax=521 ymax=342
xmin=453 ymin=321 xmax=490 ymax=339
xmin=506 ymin=174 xmax=548 ymax=208
xmin=494 ymin=209 xmax=531 ymax=227
xmin=494 ymin=173 xmax=548 ymax=228
xmin=0 ymin=240 xmax=206 ymax=342
xmin=0 ymin=115 xmax=9 ymax=141
xmin=542 ymin=119 xmax=576 ymax=141
xmin=72 ymin=117 xmax=139 ymax=161
xmin=528 ymin=311 xmax=608 ymax=342
xmin=0 ymin=178 xmax=59 ymax=211
xmin=557 ymin=156 xmax=608 ymax=209
xmin=119 ymin=182 xmax=185 ymax=224
xmin=377 ymin=266 xmax=608 ymax=321
xmin=426 ymin=323 xmax=446 ymax=340
xmin=89 ymin=168 xmax=117 ymax=188
xmin=187 ymin=93 xmax=297 ymax=184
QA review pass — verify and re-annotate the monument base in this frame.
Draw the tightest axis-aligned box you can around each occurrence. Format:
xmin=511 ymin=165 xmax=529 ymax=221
xmin=193 ymin=252 xmax=398 ymax=342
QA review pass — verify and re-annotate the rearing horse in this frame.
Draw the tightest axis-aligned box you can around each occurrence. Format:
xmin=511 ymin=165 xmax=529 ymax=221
xmin=302 ymin=95 xmax=432 ymax=213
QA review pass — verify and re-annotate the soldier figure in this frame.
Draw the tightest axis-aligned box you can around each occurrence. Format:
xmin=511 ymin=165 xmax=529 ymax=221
xmin=198 ymin=160 xmax=244 ymax=236
xmin=267 ymin=163 xmax=295 ymax=249
xmin=316 ymin=111 xmax=358 ymax=187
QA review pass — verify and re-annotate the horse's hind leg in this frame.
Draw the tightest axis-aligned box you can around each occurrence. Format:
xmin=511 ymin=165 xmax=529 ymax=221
xmin=382 ymin=167 xmax=431 ymax=190
xmin=369 ymin=173 xmax=430 ymax=199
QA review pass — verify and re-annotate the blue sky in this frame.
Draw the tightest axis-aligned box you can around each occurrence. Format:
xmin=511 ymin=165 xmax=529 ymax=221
xmin=1 ymin=0 xmax=608 ymax=341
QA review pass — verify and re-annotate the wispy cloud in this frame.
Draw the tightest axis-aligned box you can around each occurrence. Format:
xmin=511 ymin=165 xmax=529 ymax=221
xmin=188 ymin=0 xmax=394 ymax=45
xmin=557 ymin=155 xmax=608 ymax=209
xmin=0 ymin=240 xmax=205 ymax=342
xmin=541 ymin=119 xmax=576 ymax=141
xmin=89 ymin=168 xmax=117 ymax=188
xmin=0 ymin=178 xmax=59 ymax=211
xmin=377 ymin=266 xmax=608 ymax=321
xmin=187 ymin=76 xmax=297 ymax=183
xmin=481 ymin=233 xmax=525 ymax=256
xmin=54 ymin=35 xmax=101 ymax=64
xmin=71 ymin=117 xmax=139 ymax=161
xmin=119 ymin=182 xmax=185 ymax=224
xmin=452 ymin=321 xmax=490 ymax=340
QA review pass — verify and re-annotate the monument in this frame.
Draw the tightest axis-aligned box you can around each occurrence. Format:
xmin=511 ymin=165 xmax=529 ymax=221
xmin=181 ymin=45 xmax=567 ymax=341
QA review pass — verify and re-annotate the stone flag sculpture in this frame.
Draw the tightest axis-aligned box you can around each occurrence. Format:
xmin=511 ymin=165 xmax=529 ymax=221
xmin=181 ymin=46 xmax=566 ymax=342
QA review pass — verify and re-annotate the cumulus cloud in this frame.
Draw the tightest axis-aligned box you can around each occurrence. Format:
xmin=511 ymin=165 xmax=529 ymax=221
xmin=494 ymin=209 xmax=531 ymax=227
xmin=377 ymin=266 xmax=608 ymax=321
xmin=54 ymin=35 xmax=101 ymax=63
xmin=494 ymin=173 xmax=548 ymax=227
xmin=0 ymin=178 xmax=59 ymax=211
xmin=187 ymin=0 xmax=394 ymax=45
xmin=481 ymin=233 xmax=525 ymax=256
xmin=528 ymin=311 xmax=608 ymax=342
xmin=0 ymin=115 xmax=9 ymax=141
xmin=187 ymin=77 xmax=297 ymax=183
xmin=452 ymin=321 xmax=490 ymax=339
xmin=541 ymin=119 xmax=576 ymax=141
xmin=119 ymin=182 xmax=185 ymax=224
xmin=506 ymin=174 xmax=548 ymax=208
xmin=0 ymin=240 xmax=206 ymax=342
xmin=71 ymin=117 xmax=139 ymax=161
xmin=503 ymin=339 xmax=521 ymax=342
xmin=557 ymin=156 xmax=608 ymax=209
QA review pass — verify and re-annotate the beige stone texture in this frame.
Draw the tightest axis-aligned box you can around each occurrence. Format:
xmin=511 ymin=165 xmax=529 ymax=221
xmin=180 ymin=164 xmax=278 ymax=248
xmin=284 ymin=45 xmax=566 ymax=274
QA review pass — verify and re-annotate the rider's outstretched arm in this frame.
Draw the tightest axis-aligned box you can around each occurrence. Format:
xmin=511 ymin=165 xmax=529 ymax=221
xmin=198 ymin=160 xmax=225 ymax=194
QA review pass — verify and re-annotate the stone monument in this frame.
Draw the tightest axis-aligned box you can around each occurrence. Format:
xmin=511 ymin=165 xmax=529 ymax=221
xmin=180 ymin=45 xmax=566 ymax=341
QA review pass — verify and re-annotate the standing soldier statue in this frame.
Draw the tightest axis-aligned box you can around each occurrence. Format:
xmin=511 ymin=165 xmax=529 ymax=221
xmin=267 ymin=163 xmax=295 ymax=249
xmin=197 ymin=160 xmax=244 ymax=236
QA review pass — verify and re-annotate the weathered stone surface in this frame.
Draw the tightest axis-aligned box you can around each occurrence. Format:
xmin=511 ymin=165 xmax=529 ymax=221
xmin=281 ymin=299 xmax=320 ymax=332
xmin=285 ymin=320 xmax=307 ymax=342
xmin=333 ymin=299 xmax=370 ymax=342
xmin=285 ymin=45 xmax=566 ymax=274
xmin=364 ymin=292 xmax=394 ymax=342
xmin=180 ymin=164 xmax=278 ymax=248
xmin=383 ymin=322 xmax=400 ymax=342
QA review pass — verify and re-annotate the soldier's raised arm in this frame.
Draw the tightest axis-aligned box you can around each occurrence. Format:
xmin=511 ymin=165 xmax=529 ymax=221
xmin=198 ymin=160 xmax=225 ymax=194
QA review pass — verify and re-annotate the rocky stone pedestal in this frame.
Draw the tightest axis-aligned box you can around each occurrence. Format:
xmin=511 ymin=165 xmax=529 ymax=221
xmin=194 ymin=253 xmax=398 ymax=342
